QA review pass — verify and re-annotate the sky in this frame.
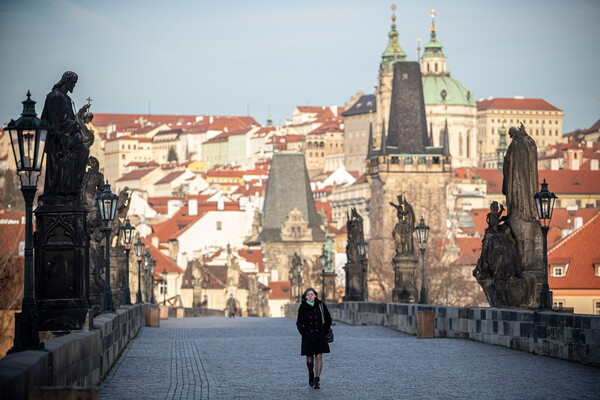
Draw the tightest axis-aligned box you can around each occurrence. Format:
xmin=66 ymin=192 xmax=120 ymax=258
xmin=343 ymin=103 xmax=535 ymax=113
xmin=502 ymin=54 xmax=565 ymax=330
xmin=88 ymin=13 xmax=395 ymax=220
xmin=0 ymin=0 xmax=598 ymax=133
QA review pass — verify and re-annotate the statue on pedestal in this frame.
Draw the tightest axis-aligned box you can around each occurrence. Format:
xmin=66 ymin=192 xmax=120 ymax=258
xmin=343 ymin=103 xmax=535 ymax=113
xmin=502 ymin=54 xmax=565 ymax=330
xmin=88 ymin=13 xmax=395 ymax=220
xmin=389 ymin=195 xmax=418 ymax=303
xmin=344 ymin=208 xmax=366 ymax=301
xmin=474 ymin=124 xmax=540 ymax=308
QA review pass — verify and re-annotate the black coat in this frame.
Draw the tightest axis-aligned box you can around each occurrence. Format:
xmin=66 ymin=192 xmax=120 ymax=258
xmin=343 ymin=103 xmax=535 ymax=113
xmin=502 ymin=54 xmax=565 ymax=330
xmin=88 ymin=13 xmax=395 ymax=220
xmin=296 ymin=299 xmax=332 ymax=356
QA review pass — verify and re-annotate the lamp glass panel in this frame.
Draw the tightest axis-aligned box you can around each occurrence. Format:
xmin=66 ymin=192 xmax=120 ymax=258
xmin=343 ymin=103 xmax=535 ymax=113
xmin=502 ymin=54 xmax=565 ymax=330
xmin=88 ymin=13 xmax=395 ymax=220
xmin=319 ymin=254 xmax=326 ymax=267
xmin=8 ymin=128 xmax=20 ymax=170
xmin=109 ymin=196 xmax=118 ymax=220
xmin=548 ymin=197 xmax=556 ymax=220
xmin=35 ymin=129 xmax=47 ymax=169
xmin=535 ymin=196 xmax=543 ymax=220
xmin=423 ymin=227 xmax=429 ymax=243
xmin=541 ymin=198 xmax=550 ymax=219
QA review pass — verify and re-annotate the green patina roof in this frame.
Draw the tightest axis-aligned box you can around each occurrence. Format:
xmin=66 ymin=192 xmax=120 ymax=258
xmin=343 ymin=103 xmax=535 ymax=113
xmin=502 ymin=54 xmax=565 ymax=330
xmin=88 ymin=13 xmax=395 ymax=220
xmin=380 ymin=16 xmax=407 ymax=73
xmin=422 ymin=34 xmax=445 ymax=58
xmin=422 ymin=75 xmax=475 ymax=107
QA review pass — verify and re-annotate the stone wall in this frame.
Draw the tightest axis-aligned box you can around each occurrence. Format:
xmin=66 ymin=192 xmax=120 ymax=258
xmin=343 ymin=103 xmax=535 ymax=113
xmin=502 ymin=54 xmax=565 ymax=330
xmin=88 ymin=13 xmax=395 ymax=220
xmin=0 ymin=304 xmax=145 ymax=399
xmin=285 ymin=302 xmax=600 ymax=366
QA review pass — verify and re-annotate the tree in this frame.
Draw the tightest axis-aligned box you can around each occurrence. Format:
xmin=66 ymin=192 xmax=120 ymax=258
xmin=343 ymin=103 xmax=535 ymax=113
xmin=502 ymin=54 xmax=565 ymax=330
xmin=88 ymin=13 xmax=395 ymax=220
xmin=0 ymin=223 xmax=24 ymax=358
xmin=167 ymin=147 xmax=178 ymax=163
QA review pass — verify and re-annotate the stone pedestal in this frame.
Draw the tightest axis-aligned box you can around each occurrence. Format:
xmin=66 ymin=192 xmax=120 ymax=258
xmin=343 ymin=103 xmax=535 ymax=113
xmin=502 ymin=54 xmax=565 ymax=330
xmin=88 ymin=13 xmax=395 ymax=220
xmin=34 ymin=201 xmax=92 ymax=333
xmin=343 ymin=262 xmax=364 ymax=301
xmin=392 ymin=256 xmax=418 ymax=303
xmin=145 ymin=306 xmax=160 ymax=327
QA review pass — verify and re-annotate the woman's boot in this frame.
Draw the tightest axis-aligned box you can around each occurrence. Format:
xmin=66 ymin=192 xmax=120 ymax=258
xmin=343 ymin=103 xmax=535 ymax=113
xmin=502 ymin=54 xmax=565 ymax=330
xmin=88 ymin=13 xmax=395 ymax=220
xmin=307 ymin=361 xmax=314 ymax=386
xmin=314 ymin=377 xmax=320 ymax=389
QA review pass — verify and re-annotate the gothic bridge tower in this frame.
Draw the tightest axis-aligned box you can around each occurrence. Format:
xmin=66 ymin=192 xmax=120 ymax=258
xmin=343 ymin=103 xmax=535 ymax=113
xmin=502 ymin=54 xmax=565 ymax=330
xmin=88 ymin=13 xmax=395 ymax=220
xmin=366 ymin=61 xmax=452 ymax=302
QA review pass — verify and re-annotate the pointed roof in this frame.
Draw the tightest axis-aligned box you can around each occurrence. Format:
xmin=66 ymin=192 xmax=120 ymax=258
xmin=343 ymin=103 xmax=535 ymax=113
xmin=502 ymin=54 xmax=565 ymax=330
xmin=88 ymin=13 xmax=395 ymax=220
xmin=257 ymin=153 xmax=325 ymax=243
xmin=380 ymin=7 xmax=406 ymax=74
xmin=366 ymin=122 xmax=374 ymax=159
xmin=422 ymin=9 xmax=445 ymax=59
xmin=386 ymin=62 xmax=430 ymax=154
xmin=441 ymin=119 xmax=450 ymax=156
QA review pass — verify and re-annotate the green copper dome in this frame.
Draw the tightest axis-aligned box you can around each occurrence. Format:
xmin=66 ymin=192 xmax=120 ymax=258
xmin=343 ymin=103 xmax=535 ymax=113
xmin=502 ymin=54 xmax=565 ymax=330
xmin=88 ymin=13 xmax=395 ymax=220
xmin=422 ymin=75 xmax=475 ymax=107
xmin=380 ymin=13 xmax=407 ymax=74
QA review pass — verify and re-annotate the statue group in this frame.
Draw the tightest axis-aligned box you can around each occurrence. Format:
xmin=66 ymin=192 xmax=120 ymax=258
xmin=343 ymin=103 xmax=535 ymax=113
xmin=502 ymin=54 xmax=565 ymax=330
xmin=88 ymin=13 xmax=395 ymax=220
xmin=389 ymin=195 xmax=418 ymax=303
xmin=473 ymin=124 xmax=542 ymax=308
xmin=35 ymin=72 xmax=132 ymax=330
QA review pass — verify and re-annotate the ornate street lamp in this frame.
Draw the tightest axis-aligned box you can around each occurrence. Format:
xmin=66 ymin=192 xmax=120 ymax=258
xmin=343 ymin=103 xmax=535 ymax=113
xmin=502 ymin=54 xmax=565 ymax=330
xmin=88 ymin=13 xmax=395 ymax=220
xmin=319 ymin=249 xmax=328 ymax=302
xmin=134 ymin=237 xmax=144 ymax=303
xmin=357 ymin=239 xmax=368 ymax=301
xmin=97 ymin=181 xmax=118 ymax=313
xmin=143 ymin=248 xmax=151 ymax=302
xmin=149 ymin=256 xmax=157 ymax=304
xmin=119 ymin=218 xmax=135 ymax=305
xmin=414 ymin=216 xmax=430 ymax=304
xmin=5 ymin=91 xmax=51 ymax=352
xmin=534 ymin=179 xmax=557 ymax=310
xmin=161 ymin=268 xmax=168 ymax=305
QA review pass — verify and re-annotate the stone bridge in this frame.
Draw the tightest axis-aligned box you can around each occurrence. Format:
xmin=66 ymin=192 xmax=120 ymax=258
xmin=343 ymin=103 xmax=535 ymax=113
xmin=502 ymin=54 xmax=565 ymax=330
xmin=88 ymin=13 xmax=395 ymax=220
xmin=1 ymin=304 xmax=599 ymax=399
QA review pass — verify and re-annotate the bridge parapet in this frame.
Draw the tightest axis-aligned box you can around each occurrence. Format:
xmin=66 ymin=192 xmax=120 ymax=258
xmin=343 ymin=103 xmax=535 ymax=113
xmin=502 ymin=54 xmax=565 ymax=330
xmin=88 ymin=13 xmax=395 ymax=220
xmin=285 ymin=302 xmax=600 ymax=366
xmin=0 ymin=304 xmax=145 ymax=399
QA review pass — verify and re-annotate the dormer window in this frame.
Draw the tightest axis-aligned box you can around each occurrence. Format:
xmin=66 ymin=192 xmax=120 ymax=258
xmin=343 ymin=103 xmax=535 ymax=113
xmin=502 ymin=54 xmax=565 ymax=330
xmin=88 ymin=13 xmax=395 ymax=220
xmin=552 ymin=266 xmax=564 ymax=277
xmin=595 ymin=264 xmax=600 ymax=277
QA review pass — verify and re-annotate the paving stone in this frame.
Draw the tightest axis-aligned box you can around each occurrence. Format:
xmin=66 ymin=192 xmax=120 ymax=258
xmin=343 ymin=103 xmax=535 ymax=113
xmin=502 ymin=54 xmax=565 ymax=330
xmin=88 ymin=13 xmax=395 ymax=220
xmin=100 ymin=317 xmax=600 ymax=399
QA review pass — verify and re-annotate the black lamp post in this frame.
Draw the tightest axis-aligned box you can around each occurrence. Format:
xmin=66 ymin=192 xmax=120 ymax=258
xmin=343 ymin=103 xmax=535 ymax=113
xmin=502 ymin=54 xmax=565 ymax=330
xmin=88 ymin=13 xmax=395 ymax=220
xmin=161 ymin=268 xmax=168 ymax=305
xmin=288 ymin=258 xmax=296 ymax=302
xmin=149 ymin=257 xmax=157 ymax=304
xmin=5 ymin=91 xmax=50 ymax=352
xmin=319 ymin=249 xmax=328 ymax=302
xmin=534 ymin=179 xmax=557 ymax=310
xmin=142 ymin=248 xmax=151 ymax=302
xmin=134 ymin=237 xmax=144 ymax=303
xmin=120 ymin=218 xmax=135 ymax=305
xmin=414 ymin=216 xmax=430 ymax=305
xmin=97 ymin=181 xmax=118 ymax=313
xmin=357 ymin=239 xmax=368 ymax=301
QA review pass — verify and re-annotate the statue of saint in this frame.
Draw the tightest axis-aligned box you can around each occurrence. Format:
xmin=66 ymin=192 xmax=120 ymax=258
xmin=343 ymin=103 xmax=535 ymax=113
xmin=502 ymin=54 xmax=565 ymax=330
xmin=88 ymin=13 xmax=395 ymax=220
xmin=346 ymin=208 xmax=364 ymax=264
xmin=389 ymin=195 xmax=415 ymax=257
xmin=41 ymin=71 xmax=90 ymax=199
xmin=502 ymin=124 xmax=538 ymax=221
xmin=76 ymin=101 xmax=95 ymax=149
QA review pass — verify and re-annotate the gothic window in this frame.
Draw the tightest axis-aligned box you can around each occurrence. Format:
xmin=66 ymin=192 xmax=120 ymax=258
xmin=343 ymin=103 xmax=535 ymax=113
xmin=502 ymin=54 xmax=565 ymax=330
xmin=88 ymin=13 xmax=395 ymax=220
xmin=320 ymin=142 xmax=324 ymax=147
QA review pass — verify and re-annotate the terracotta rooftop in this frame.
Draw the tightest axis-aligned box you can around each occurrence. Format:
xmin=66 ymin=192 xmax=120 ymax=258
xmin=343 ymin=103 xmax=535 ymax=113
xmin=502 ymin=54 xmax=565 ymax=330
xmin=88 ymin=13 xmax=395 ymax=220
xmin=477 ymin=98 xmax=561 ymax=112
xmin=155 ymin=170 xmax=185 ymax=185
xmin=115 ymin=167 xmax=157 ymax=182
xmin=237 ymin=249 xmax=265 ymax=273
xmin=268 ymin=281 xmax=291 ymax=300
xmin=548 ymin=213 xmax=600 ymax=289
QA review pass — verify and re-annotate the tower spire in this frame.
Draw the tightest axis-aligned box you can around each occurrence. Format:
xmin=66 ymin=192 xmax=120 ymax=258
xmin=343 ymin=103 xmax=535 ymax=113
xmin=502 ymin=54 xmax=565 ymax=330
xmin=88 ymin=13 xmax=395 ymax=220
xmin=380 ymin=4 xmax=406 ymax=74
xmin=421 ymin=9 xmax=447 ymax=76
xmin=366 ymin=121 xmax=374 ymax=159
xmin=379 ymin=118 xmax=388 ymax=156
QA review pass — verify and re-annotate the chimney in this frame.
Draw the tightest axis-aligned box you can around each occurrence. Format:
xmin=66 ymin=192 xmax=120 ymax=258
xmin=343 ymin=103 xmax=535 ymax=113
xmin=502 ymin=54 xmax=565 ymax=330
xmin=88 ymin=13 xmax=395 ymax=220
xmin=188 ymin=198 xmax=198 ymax=216
xmin=151 ymin=236 xmax=159 ymax=248
xmin=167 ymin=199 xmax=182 ymax=217
xmin=590 ymin=159 xmax=599 ymax=171
xmin=574 ymin=217 xmax=583 ymax=230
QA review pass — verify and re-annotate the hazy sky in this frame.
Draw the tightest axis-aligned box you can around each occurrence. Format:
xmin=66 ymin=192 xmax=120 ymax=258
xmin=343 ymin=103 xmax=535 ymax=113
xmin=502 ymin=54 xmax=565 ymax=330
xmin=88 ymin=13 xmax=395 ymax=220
xmin=1 ymin=0 xmax=598 ymax=133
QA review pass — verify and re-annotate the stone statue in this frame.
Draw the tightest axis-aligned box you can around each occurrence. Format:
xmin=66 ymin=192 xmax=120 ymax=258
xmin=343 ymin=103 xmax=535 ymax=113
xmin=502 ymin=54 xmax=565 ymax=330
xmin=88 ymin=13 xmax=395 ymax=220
xmin=389 ymin=195 xmax=415 ymax=257
xmin=474 ymin=123 xmax=542 ymax=308
xmin=226 ymin=244 xmax=240 ymax=288
xmin=346 ymin=208 xmax=364 ymax=264
xmin=502 ymin=124 xmax=538 ymax=222
xmin=80 ymin=156 xmax=105 ymax=312
xmin=110 ymin=187 xmax=131 ymax=246
xmin=76 ymin=101 xmax=95 ymax=149
xmin=41 ymin=71 xmax=90 ymax=200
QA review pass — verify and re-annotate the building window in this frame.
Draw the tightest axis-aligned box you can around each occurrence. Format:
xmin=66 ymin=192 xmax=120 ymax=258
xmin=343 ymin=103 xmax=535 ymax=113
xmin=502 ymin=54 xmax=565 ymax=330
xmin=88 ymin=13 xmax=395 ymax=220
xmin=595 ymin=301 xmax=600 ymax=315
xmin=552 ymin=267 xmax=564 ymax=277
xmin=595 ymin=265 xmax=600 ymax=277
xmin=216 ymin=221 xmax=222 ymax=231
xmin=553 ymin=301 xmax=565 ymax=308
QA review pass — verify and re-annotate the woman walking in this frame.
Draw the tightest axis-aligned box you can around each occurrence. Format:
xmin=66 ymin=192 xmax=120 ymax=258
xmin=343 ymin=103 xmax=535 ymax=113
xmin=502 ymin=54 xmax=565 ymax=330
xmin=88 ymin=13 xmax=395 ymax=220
xmin=296 ymin=288 xmax=332 ymax=389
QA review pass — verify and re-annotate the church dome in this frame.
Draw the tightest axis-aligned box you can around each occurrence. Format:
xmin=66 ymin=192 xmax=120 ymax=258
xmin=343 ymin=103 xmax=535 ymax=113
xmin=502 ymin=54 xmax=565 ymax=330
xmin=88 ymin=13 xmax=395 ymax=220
xmin=422 ymin=75 xmax=475 ymax=107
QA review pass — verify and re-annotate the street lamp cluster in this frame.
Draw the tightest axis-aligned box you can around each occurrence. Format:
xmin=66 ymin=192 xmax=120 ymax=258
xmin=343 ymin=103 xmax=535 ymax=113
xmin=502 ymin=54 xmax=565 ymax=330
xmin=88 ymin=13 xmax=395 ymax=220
xmin=534 ymin=179 xmax=557 ymax=311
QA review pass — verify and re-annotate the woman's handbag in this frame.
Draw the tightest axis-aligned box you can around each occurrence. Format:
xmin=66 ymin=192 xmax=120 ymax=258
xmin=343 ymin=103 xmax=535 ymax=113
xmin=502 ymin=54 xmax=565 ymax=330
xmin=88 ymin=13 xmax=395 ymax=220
xmin=319 ymin=303 xmax=334 ymax=343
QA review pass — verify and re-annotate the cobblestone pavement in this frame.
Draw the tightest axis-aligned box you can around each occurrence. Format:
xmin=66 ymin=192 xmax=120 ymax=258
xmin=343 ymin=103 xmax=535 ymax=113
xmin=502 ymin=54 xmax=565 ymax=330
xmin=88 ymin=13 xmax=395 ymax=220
xmin=100 ymin=316 xmax=600 ymax=400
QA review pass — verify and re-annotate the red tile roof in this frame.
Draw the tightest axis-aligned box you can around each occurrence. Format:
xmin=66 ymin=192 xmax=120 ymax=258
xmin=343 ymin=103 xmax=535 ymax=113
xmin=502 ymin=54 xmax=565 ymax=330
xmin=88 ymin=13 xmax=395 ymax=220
xmin=454 ymin=168 xmax=600 ymax=194
xmin=115 ymin=167 xmax=157 ymax=182
xmin=155 ymin=170 xmax=185 ymax=185
xmin=237 ymin=249 xmax=265 ymax=273
xmin=142 ymin=239 xmax=184 ymax=277
xmin=477 ymin=98 xmax=561 ymax=112
xmin=548 ymin=213 xmax=600 ymax=289
xmin=268 ymin=281 xmax=291 ymax=300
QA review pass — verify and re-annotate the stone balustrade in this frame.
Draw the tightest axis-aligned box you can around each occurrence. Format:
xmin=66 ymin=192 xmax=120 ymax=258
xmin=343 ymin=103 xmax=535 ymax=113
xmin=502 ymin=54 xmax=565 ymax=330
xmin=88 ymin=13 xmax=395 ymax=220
xmin=285 ymin=302 xmax=600 ymax=366
xmin=0 ymin=304 xmax=145 ymax=399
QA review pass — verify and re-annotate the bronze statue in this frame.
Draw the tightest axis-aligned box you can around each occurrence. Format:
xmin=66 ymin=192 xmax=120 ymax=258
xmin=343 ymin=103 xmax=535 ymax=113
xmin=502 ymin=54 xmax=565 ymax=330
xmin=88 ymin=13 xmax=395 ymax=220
xmin=41 ymin=71 xmax=90 ymax=199
xmin=389 ymin=195 xmax=415 ymax=257
xmin=502 ymin=124 xmax=538 ymax=221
